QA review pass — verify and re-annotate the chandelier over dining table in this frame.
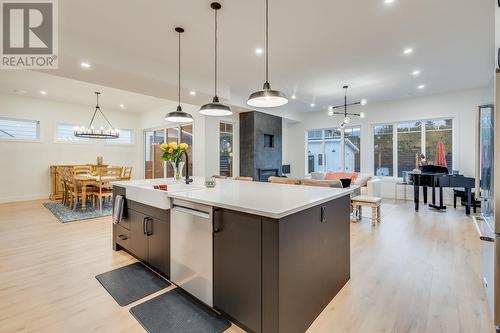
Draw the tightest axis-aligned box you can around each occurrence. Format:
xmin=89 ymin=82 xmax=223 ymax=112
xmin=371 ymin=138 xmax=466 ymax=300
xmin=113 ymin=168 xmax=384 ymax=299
xmin=74 ymin=92 xmax=120 ymax=139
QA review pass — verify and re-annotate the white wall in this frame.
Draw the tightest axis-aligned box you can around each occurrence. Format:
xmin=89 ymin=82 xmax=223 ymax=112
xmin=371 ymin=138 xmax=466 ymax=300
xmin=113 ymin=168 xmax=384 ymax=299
xmin=138 ymin=103 xmax=239 ymax=179
xmin=0 ymin=93 xmax=141 ymax=203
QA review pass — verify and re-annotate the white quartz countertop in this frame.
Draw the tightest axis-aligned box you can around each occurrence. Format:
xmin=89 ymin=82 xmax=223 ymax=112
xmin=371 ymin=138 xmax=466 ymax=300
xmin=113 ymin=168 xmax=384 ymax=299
xmin=168 ymin=179 xmax=352 ymax=219
xmin=114 ymin=178 xmax=353 ymax=218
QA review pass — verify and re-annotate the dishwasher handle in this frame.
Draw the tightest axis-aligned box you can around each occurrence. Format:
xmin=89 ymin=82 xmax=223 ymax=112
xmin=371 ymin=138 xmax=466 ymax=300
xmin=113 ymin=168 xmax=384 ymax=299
xmin=173 ymin=205 xmax=211 ymax=219
xmin=472 ymin=216 xmax=495 ymax=242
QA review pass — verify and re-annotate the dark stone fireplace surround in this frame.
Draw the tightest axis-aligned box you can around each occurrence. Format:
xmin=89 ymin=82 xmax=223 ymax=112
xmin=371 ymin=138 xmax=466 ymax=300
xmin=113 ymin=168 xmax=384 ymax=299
xmin=240 ymin=111 xmax=282 ymax=182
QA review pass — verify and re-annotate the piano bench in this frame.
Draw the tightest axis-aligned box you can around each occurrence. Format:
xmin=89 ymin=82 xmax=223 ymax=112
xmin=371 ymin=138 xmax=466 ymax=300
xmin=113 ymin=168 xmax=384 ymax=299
xmin=351 ymin=195 xmax=382 ymax=226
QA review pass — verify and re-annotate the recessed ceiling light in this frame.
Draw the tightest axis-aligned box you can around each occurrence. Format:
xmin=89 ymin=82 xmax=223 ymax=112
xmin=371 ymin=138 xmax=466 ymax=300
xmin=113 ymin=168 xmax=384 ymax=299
xmin=40 ymin=90 xmax=47 ymax=95
xmin=403 ymin=48 xmax=414 ymax=55
xmin=360 ymin=112 xmax=366 ymax=118
xmin=119 ymin=104 xmax=126 ymax=109
xmin=360 ymin=99 xmax=368 ymax=106
xmin=80 ymin=62 xmax=91 ymax=69
xmin=255 ymin=48 xmax=263 ymax=55
xmin=418 ymin=84 xmax=425 ymax=89
xmin=291 ymin=95 xmax=296 ymax=99
xmin=384 ymin=0 xmax=395 ymax=4
xmin=412 ymin=70 xmax=421 ymax=76
xmin=189 ymin=90 xmax=196 ymax=96
xmin=310 ymin=103 xmax=315 ymax=107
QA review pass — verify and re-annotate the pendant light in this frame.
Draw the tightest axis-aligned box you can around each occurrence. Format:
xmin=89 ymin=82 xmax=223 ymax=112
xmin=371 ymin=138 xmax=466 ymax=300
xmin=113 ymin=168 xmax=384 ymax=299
xmin=328 ymin=86 xmax=366 ymax=127
xmin=247 ymin=0 xmax=288 ymax=108
xmin=165 ymin=27 xmax=194 ymax=123
xmin=199 ymin=2 xmax=232 ymax=116
xmin=74 ymin=92 xmax=120 ymax=139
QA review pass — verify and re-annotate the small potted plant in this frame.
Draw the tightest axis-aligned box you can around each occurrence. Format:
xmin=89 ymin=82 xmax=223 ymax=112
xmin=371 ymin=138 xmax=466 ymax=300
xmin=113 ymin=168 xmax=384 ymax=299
xmin=160 ymin=142 xmax=189 ymax=180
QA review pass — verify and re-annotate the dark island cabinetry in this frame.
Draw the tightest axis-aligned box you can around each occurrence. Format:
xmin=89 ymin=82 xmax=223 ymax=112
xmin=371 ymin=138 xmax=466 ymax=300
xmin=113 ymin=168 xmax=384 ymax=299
xmin=213 ymin=195 xmax=350 ymax=333
xmin=113 ymin=186 xmax=170 ymax=278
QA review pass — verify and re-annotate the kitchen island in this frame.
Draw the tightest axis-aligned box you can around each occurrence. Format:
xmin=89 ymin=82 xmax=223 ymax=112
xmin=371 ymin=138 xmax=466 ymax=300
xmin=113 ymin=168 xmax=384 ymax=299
xmin=112 ymin=178 xmax=352 ymax=333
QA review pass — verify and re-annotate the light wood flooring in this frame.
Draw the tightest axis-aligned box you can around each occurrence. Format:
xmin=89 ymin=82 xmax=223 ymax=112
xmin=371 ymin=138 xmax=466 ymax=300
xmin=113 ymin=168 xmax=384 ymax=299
xmin=0 ymin=199 xmax=494 ymax=333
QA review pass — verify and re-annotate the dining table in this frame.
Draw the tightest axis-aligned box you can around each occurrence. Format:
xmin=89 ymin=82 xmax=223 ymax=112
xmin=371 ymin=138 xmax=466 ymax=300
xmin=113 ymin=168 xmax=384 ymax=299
xmin=74 ymin=174 xmax=119 ymax=212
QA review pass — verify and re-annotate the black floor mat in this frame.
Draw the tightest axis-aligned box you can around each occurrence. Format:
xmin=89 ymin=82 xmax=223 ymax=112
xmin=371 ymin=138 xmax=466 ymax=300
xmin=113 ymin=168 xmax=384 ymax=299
xmin=96 ymin=262 xmax=170 ymax=306
xmin=130 ymin=288 xmax=231 ymax=333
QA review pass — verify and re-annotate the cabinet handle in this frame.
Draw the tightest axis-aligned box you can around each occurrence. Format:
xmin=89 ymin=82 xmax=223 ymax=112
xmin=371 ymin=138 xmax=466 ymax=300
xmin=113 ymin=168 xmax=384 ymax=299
xmin=143 ymin=217 xmax=147 ymax=234
xmin=213 ymin=211 xmax=221 ymax=233
xmin=146 ymin=218 xmax=153 ymax=236
xmin=118 ymin=234 xmax=128 ymax=240
xmin=320 ymin=205 xmax=327 ymax=223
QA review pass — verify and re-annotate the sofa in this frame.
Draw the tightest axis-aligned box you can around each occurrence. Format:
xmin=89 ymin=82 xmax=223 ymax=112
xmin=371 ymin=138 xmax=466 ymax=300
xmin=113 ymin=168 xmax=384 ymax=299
xmin=308 ymin=172 xmax=381 ymax=196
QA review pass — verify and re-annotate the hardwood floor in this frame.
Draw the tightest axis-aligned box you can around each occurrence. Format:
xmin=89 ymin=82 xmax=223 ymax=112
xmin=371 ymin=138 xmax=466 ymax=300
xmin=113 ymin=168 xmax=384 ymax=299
xmin=0 ymin=199 xmax=494 ymax=333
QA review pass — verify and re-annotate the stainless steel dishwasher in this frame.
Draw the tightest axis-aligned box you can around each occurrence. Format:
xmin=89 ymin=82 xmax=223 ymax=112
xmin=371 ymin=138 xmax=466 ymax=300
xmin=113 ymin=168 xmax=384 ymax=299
xmin=170 ymin=199 xmax=213 ymax=306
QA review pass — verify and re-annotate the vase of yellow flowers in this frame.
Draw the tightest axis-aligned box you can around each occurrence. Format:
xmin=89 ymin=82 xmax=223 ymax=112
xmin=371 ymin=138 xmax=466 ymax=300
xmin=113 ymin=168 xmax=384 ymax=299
xmin=160 ymin=142 xmax=189 ymax=181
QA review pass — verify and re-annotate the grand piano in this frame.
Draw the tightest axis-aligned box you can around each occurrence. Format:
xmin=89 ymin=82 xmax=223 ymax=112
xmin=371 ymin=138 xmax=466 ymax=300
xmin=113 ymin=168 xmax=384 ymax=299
xmin=409 ymin=165 xmax=475 ymax=215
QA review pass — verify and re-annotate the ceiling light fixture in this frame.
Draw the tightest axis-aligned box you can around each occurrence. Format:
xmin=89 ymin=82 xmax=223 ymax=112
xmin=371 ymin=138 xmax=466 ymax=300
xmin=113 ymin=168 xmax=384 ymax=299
xmin=418 ymin=84 xmax=425 ymax=89
xmin=310 ymin=103 xmax=315 ymax=107
xmin=74 ymin=92 xmax=120 ymax=139
xmin=189 ymin=90 xmax=196 ymax=96
xmin=360 ymin=98 xmax=368 ymax=106
xmin=291 ymin=95 xmax=296 ymax=100
xmin=247 ymin=0 xmax=288 ymax=108
xmin=119 ymin=104 xmax=126 ymax=109
xmin=165 ymin=27 xmax=194 ymax=123
xmin=255 ymin=48 xmax=263 ymax=55
xmin=412 ymin=70 xmax=421 ymax=76
xmin=330 ymin=86 xmax=366 ymax=123
xmin=40 ymin=90 xmax=47 ymax=95
xmin=384 ymin=0 xmax=395 ymax=4
xmin=403 ymin=48 xmax=414 ymax=55
xmin=80 ymin=62 xmax=91 ymax=69
xmin=199 ymin=2 xmax=232 ymax=117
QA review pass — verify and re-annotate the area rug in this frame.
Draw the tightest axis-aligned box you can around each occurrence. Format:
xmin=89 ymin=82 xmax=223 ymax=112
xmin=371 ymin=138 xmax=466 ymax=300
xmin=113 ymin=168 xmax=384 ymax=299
xmin=130 ymin=288 xmax=230 ymax=333
xmin=96 ymin=262 xmax=171 ymax=306
xmin=43 ymin=201 xmax=112 ymax=223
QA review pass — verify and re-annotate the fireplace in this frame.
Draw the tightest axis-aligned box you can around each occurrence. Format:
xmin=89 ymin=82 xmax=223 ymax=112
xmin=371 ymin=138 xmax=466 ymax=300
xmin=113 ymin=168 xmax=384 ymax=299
xmin=258 ymin=168 xmax=279 ymax=182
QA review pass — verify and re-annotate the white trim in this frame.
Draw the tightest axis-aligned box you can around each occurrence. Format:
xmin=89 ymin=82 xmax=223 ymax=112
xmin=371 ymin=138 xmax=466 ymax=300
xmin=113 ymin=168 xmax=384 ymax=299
xmin=0 ymin=193 xmax=48 ymax=204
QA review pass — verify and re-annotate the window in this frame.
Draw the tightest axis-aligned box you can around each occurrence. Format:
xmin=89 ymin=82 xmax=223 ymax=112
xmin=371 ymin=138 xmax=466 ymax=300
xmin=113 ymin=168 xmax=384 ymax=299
xmin=106 ymin=129 xmax=133 ymax=144
xmin=344 ymin=127 xmax=361 ymax=172
xmin=0 ymin=117 xmax=39 ymax=140
xmin=425 ymin=119 xmax=452 ymax=171
xmin=220 ymin=122 xmax=233 ymax=177
xmin=372 ymin=118 xmax=453 ymax=177
xmin=373 ymin=125 xmax=393 ymax=176
xmin=307 ymin=126 xmax=359 ymax=174
xmin=397 ymin=122 xmax=421 ymax=177
xmin=144 ymin=125 xmax=194 ymax=179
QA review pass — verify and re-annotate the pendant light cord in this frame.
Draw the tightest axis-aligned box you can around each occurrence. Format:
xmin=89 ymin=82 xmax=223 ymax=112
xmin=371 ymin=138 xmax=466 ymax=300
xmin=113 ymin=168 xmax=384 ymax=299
xmin=214 ymin=7 xmax=218 ymax=98
xmin=88 ymin=92 xmax=114 ymax=129
xmin=344 ymin=87 xmax=347 ymax=116
xmin=265 ymin=0 xmax=269 ymax=84
xmin=178 ymin=31 xmax=181 ymax=107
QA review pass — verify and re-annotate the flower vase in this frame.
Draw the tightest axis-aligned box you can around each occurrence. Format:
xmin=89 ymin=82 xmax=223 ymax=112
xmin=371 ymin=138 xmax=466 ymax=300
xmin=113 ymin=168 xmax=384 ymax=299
xmin=171 ymin=161 xmax=185 ymax=181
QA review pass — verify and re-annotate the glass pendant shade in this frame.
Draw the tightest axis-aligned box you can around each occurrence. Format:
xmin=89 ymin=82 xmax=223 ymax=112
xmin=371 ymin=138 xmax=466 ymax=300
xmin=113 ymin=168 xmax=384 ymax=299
xmin=165 ymin=105 xmax=194 ymax=123
xmin=199 ymin=96 xmax=232 ymax=116
xmin=247 ymin=82 xmax=288 ymax=108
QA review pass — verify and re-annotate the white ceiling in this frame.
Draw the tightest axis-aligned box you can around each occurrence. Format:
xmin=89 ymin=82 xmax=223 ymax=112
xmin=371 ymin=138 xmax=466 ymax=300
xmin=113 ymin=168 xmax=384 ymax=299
xmin=19 ymin=0 xmax=498 ymax=114
xmin=0 ymin=70 xmax=169 ymax=112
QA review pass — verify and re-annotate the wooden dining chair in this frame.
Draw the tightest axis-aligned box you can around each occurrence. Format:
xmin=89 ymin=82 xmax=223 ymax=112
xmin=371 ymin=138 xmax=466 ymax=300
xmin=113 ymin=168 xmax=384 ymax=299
xmin=121 ymin=166 xmax=133 ymax=180
xmin=235 ymin=176 xmax=253 ymax=181
xmin=73 ymin=165 xmax=92 ymax=175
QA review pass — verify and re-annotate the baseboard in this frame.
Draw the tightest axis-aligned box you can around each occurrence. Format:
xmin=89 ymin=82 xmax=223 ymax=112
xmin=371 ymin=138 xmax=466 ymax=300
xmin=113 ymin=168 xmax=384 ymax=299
xmin=0 ymin=194 xmax=49 ymax=204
